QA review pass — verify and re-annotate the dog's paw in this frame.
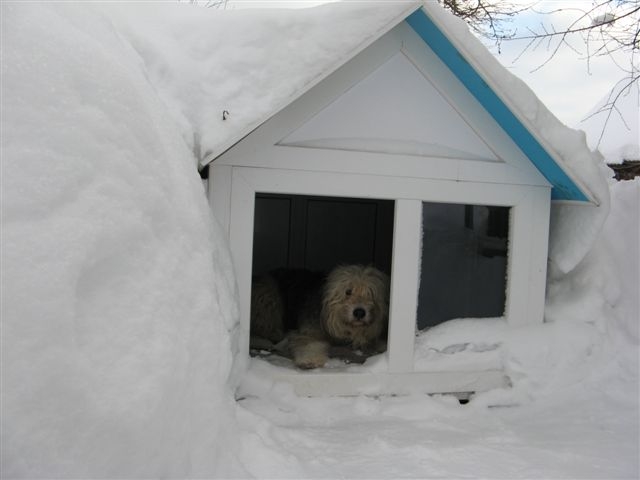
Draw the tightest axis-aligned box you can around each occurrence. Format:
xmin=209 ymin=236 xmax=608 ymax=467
xmin=295 ymin=358 xmax=326 ymax=370
xmin=292 ymin=341 xmax=329 ymax=369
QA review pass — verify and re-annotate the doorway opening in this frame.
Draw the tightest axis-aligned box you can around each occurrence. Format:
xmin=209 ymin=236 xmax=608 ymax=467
xmin=250 ymin=193 xmax=395 ymax=368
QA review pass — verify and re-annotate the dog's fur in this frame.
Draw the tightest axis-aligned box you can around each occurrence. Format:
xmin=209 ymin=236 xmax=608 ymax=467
xmin=250 ymin=265 xmax=390 ymax=369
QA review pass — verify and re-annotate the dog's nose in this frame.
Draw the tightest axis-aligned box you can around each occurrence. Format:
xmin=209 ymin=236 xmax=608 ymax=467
xmin=353 ymin=308 xmax=366 ymax=319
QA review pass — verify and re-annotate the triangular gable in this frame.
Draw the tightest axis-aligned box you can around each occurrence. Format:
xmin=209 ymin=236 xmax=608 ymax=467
xmin=280 ymin=52 xmax=500 ymax=163
xmin=406 ymin=6 xmax=595 ymax=203
xmin=213 ymin=21 xmax=550 ymax=189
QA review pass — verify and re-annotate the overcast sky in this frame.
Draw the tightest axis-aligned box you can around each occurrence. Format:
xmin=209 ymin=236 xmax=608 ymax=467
xmin=484 ymin=0 xmax=633 ymax=127
xmin=225 ymin=0 xmax=631 ymax=129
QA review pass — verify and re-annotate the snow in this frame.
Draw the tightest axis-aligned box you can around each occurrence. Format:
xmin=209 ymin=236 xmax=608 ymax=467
xmin=421 ymin=3 xmax=611 ymax=274
xmin=114 ymin=0 xmax=610 ymax=274
xmin=236 ymin=178 xmax=639 ymax=479
xmin=106 ymin=1 xmax=420 ymax=166
xmin=1 ymin=3 xmax=242 ymax=477
xmin=1 ymin=1 xmax=638 ymax=479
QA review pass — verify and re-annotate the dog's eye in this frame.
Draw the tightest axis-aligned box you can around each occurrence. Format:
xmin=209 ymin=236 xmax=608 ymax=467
xmin=345 ymin=289 xmax=352 ymax=296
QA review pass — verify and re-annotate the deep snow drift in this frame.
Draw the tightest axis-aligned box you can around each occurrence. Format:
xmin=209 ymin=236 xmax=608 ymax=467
xmin=1 ymin=2 xmax=638 ymax=479
xmin=1 ymin=3 xmax=242 ymax=477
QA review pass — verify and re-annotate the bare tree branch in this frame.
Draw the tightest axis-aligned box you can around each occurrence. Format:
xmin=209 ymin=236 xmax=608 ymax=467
xmin=441 ymin=0 xmax=639 ymax=135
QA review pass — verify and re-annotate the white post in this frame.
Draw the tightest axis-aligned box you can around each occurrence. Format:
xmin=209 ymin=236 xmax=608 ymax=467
xmin=387 ymin=199 xmax=422 ymax=373
xmin=526 ymin=187 xmax=551 ymax=324
xmin=229 ymin=169 xmax=257 ymax=371
xmin=504 ymin=186 xmax=550 ymax=326
xmin=208 ymin=164 xmax=233 ymax=236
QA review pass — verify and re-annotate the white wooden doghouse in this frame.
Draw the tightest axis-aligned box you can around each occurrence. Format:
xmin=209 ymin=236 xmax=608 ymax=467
xmin=203 ymin=3 xmax=596 ymax=396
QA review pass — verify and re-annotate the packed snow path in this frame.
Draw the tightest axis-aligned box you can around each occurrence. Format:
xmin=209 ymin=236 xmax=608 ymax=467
xmin=236 ymin=379 xmax=637 ymax=478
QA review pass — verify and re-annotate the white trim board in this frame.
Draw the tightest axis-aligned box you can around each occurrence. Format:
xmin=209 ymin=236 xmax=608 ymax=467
xmin=210 ymin=165 xmax=551 ymax=395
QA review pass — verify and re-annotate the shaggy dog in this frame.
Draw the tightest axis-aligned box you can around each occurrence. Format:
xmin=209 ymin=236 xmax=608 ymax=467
xmin=250 ymin=265 xmax=390 ymax=369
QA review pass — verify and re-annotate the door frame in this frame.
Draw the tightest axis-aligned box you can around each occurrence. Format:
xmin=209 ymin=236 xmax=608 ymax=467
xmin=209 ymin=164 xmax=550 ymax=395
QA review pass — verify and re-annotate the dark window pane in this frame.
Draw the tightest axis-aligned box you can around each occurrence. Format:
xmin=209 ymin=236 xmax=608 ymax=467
xmin=417 ymin=202 xmax=509 ymax=330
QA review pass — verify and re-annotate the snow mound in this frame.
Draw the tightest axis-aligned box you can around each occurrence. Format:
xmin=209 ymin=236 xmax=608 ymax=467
xmin=1 ymin=4 xmax=242 ymax=477
xmin=106 ymin=1 xmax=420 ymax=165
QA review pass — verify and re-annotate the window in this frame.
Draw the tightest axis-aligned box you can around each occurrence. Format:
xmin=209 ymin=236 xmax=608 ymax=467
xmin=417 ymin=203 xmax=510 ymax=330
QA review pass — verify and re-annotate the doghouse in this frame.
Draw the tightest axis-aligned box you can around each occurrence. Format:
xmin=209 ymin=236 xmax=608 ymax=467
xmin=202 ymin=3 xmax=597 ymax=396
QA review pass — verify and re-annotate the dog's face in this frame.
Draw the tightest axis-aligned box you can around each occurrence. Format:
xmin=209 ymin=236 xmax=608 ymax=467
xmin=339 ymin=283 xmax=379 ymax=327
xmin=321 ymin=265 xmax=389 ymax=347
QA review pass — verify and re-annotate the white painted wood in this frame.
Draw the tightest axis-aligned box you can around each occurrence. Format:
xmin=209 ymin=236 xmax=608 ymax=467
xmin=208 ymin=164 xmax=233 ymax=235
xmin=280 ymin=52 xmax=499 ymax=163
xmin=420 ymin=2 xmax=597 ymax=205
xmin=396 ymin=22 xmax=548 ymax=186
xmin=212 ymin=22 xmax=550 ymax=190
xmin=224 ymin=165 xmax=551 ymax=393
xmin=504 ymin=190 xmax=537 ymax=326
xmin=217 ymin=27 xmax=405 ymax=164
xmin=232 ymin=166 xmax=539 ymax=206
xmin=219 ymin=145 xmax=547 ymax=188
xmin=264 ymin=369 xmax=509 ymax=397
xmin=388 ymin=200 xmax=422 ymax=373
xmin=503 ymin=186 xmax=549 ymax=326
xmin=526 ymin=188 xmax=551 ymax=324
xmin=228 ymin=166 xmax=550 ymax=324
xmin=229 ymin=169 xmax=257 ymax=366
xmin=504 ymin=200 xmax=526 ymax=325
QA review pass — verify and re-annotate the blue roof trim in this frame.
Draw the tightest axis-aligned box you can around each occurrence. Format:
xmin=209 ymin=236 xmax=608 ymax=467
xmin=406 ymin=9 xmax=589 ymax=202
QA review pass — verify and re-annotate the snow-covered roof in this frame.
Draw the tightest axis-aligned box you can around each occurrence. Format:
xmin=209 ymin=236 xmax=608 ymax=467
xmin=109 ymin=1 xmax=419 ymax=167
xmin=111 ymin=1 xmax=607 ymax=204
xmin=109 ymin=1 xmax=610 ymax=272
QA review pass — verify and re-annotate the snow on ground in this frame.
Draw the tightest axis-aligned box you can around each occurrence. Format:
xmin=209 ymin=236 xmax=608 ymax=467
xmin=1 ymin=3 xmax=243 ymax=477
xmin=1 ymin=2 xmax=638 ymax=479
xmin=235 ymin=179 xmax=639 ymax=479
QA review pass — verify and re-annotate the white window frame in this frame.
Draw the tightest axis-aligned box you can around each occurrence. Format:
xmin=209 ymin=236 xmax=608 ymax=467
xmin=209 ymin=164 xmax=550 ymax=396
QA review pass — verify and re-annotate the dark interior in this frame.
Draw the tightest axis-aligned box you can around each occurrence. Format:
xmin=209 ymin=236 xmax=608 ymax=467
xmin=252 ymin=193 xmax=394 ymax=276
xmin=417 ymin=202 xmax=510 ymax=330
xmin=252 ymin=194 xmax=510 ymax=335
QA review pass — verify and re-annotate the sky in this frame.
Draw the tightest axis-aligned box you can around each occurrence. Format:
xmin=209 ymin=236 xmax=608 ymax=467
xmin=483 ymin=0 xmax=637 ymax=127
xmin=222 ymin=0 xmax=635 ymax=129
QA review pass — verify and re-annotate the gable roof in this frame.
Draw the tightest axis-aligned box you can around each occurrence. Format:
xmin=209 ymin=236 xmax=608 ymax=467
xmin=201 ymin=2 xmax=598 ymax=203
xmin=407 ymin=6 xmax=594 ymax=202
xmin=113 ymin=2 xmax=601 ymax=204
